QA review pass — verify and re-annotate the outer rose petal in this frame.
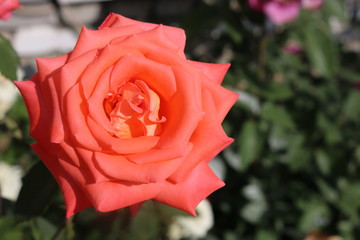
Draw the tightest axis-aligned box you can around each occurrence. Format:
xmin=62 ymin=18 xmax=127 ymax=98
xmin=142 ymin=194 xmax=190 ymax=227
xmin=189 ymin=61 xmax=230 ymax=85
xmin=100 ymin=13 xmax=186 ymax=52
xmin=93 ymin=144 xmax=191 ymax=184
xmin=169 ymin=89 xmax=236 ymax=183
xmin=36 ymin=54 xmax=69 ymax=80
xmin=70 ymin=14 xmax=185 ymax=61
xmin=158 ymin=66 xmax=204 ymax=148
xmin=15 ymin=77 xmax=64 ymax=143
xmin=31 ymin=143 xmax=92 ymax=218
xmin=84 ymin=181 xmax=161 ymax=212
xmin=264 ymin=2 xmax=300 ymax=25
xmin=154 ymin=162 xmax=225 ymax=216
xmin=200 ymin=75 xmax=239 ymax=122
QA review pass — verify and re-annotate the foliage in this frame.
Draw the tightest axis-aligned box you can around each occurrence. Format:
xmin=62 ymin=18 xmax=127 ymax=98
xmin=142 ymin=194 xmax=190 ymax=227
xmin=179 ymin=0 xmax=360 ymax=239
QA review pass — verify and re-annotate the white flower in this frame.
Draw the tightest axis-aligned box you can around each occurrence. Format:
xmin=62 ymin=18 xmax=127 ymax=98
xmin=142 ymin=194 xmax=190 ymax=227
xmin=0 ymin=161 xmax=22 ymax=201
xmin=0 ymin=74 xmax=18 ymax=120
xmin=168 ymin=199 xmax=214 ymax=240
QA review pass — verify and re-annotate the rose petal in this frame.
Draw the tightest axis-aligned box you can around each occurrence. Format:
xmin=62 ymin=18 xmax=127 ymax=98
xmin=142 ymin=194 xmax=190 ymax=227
xmin=201 ymin=76 xmax=239 ymax=122
xmin=36 ymin=54 xmax=68 ymax=80
xmin=59 ymin=141 xmax=80 ymax=167
xmin=31 ymin=143 xmax=92 ymax=218
xmin=145 ymin=47 xmax=187 ymax=67
xmin=64 ymin=83 xmax=102 ymax=151
xmin=189 ymin=61 xmax=230 ymax=85
xmin=109 ymin=54 xmax=177 ymax=101
xmin=53 ymin=49 xmax=98 ymax=98
xmin=73 ymin=147 xmax=111 ymax=184
xmin=99 ymin=12 xmax=157 ymax=30
xmin=15 ymin=76 xmax=64 ymax=143
xmin=157 ymin=66 xmax=204 ymax=148
xmin=86 ymin=117 xmax=159 ymax=154
xmin=39 ymin=75 xmax=64 ymax=143
xmin=86 ymin=66 xmax=114 ymax=132
xmin=70 ymin=13 xmax=186 ymax=62
xmin=79 ymin=43 xmax=143 ymax=99
xmin=93 ymin=146 xmax=189 ymax=183
xmin=100 ymin=13 xmax=186 ymax=51
xmin=125 ymin=143 xmax=192 ymax=164
xmin=154 ymin=162 xmax=224 ymax=216
xmin=168 ymin=89 xmax=234 ymax=183
xmin=83 ymin=180 xmax=161 ymax=212
xmin=69 ymin=26 xmax=145 ymax=61
xmin=133 ymin=24 xmax=185 ymax=52
xmin=14 ymin=78 xmax=41 ymax=136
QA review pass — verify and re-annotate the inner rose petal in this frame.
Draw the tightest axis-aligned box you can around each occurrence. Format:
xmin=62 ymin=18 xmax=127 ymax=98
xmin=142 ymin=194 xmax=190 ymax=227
xmin=104 ymin=80 xmax=166 ymax=138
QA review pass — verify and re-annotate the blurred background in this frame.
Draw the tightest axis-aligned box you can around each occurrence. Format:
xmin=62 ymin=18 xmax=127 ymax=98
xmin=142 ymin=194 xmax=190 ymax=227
xmin=0 ymin=0 xmax=360 ymax=239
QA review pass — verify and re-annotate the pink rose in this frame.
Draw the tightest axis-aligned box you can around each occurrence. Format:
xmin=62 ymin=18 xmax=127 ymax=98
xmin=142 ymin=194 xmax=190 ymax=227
xmin=0 ymin=0 xmax=20 ymax=21
xmin=248 ymin=0 xmax=323 ymax=25
xmin=15 ymin=13 xmax=238 ymax=218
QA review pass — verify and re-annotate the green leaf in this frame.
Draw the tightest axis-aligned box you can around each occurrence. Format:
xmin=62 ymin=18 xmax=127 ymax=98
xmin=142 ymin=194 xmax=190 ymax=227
xmin=30 ymin=217 xmax=58 ymax=240
xmin=323 ymin=0 xmax=347 ymax=23
xmin=337 ymin=69 xmax=360 ymax=83
xmin=337 ymin=180 xmax=360 ymax=222
xmin=126 ymin=202 xmax=160 ymax=240
xmin=343 ymin=90 xmax=360 ymax=121
xmin=0 ymin=216 xmax=25 ymax=240
xmin=316 ymin=114 xmax=342 ymax=145
xmin=298 ymin=199 xmax=330 ymax=232
xmin=255 ymin=230 xmax=278 ymax=240
xmin=15 ymin=161 xmax=59 ymax=216
xmin=286 ymin=134 xmax=310 ymax=171
xmin=302 ymin=20 xmax=338 ymax=78
xmin=225 ymin=22 xmax=243 ymax=44
xmin=263 ymin=83 xmax=293 ymax=101
xmin=315 ymin=150 xmax=331 ymax=175
xmin=355 ymin=146 xmax=360 ymax=164
xmin=268 ymin=125 xmax=289 ymax=151
xmin=338 ymin=220 xmax=355 ymax=240
xmin=0 ymin=35 xmax=19 ymax=81
xmin=261 ymin=102 xmax=295 ymax=129
xmin=316 ymin=178 xmax=338 ymax=203
xmin=238 ymin=121 xmax=263 ymax=171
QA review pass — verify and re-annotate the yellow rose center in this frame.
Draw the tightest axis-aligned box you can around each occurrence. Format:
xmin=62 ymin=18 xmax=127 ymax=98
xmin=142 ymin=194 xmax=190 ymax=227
xmin=103 ymin=80 xmax=165 ymax=138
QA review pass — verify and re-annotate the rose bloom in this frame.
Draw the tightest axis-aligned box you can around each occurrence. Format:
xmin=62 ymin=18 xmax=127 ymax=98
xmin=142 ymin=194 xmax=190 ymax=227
xmin=15 ymin=13 xmax=238 ymax=218
xmin=0 ymin=0 xmax=20 ymax=21
xmin=248 ymin=0 xmax=323 ymax=25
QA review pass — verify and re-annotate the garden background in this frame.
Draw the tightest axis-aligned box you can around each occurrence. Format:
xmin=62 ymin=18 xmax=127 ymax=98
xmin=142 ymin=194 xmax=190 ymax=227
xmin=0 ymin=0 xmax=360 ymax=239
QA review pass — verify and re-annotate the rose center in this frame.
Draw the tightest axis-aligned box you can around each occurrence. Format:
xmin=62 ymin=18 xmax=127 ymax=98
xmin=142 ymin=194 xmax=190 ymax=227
xmin=103 ymin=80 xmax=166 ymax=138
